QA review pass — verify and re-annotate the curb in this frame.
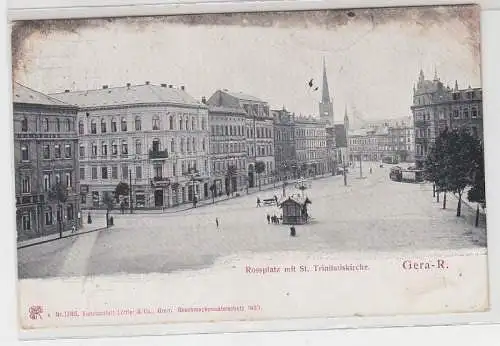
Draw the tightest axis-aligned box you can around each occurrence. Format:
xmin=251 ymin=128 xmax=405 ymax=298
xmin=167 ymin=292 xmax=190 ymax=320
xmin=17 ymin=225 xmax=108 ymax=250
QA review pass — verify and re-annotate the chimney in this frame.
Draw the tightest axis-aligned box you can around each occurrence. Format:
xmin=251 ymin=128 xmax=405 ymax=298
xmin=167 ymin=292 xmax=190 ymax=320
xmin=161 ymin=83 xmax=167 ymax=87
xmin=145 ymin=81 xmax=150 ymax=85
xmin=102 ymin=85 xmax=108 ymax=89
xmin=181 ymin=85 xmax=185 ymax=91
xmin=126 ymin=83 xmax=131 ymax=88
xmin=201 ymin=96 xmax=207 ymax=104
xmin=168 ymin=85 xmax=173 ymax=88
xmin=64 ymin=89 xmax=70 ymax=93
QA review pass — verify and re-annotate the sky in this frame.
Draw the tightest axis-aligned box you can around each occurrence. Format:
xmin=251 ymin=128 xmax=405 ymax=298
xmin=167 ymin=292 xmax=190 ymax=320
xmin=12 ymin=7 xmax=480 ymax=127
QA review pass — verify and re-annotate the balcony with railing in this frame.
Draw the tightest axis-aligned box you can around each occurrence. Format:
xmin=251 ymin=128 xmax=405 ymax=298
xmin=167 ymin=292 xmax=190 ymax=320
xmin=149 ymin=149 xmax=169 ymax=160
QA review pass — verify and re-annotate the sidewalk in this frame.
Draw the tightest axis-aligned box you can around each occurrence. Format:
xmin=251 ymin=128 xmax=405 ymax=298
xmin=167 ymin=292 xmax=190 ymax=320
xmin=450 ymin=192 xmax=487 ymax=246
xmin=17 ymin=215 xmax=107 ymax=249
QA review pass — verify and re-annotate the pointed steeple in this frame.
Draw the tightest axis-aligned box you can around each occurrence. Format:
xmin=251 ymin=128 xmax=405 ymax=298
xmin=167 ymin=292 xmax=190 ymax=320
xmin=454 ymin=80 xmax=459 ymax=91
xmin=344 ymin=104 xmax=348 ymax=120
xmin=433 ymin=67 xmax=439 ymax=81
xmin=322 ymin=57 xmax=330 ymax=103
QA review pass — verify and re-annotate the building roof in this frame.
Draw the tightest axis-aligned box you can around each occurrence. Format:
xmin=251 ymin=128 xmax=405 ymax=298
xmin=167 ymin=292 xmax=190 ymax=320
xmin=50 ymin=83 xmax=205 ymax=108
xmin=348 ymin=129 xmax=368 ymax=137
xmin=279 ymin=194 xmax=311 ymax=207
xmin=223 ymin=91 xmax=264 ymax=103
xmin=13 ymin=82 xmax=74 ymax=108
xmin=208 ymin=105 xmax=247 ymax=115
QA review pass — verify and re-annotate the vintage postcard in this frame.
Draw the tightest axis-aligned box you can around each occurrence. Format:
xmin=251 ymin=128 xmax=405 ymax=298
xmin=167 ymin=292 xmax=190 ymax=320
xmin=11 ymin=4 xmax=489 ymax=338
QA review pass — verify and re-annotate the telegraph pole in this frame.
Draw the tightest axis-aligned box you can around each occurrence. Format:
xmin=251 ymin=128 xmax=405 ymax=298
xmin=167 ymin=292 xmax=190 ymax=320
xmin=359 ymin=153 xmax=363 ymax=178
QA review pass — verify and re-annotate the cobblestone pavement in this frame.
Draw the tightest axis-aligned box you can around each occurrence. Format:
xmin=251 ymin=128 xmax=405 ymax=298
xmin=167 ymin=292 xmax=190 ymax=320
xmin=17 ymin=164 xmax=486 ymax=279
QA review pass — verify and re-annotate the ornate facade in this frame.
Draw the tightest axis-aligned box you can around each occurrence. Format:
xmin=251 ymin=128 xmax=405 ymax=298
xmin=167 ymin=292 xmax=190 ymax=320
xmin=51 ymin=82 xmax=210 ymax=209
xmin=13 ymin=83 xmax=80 ymax=240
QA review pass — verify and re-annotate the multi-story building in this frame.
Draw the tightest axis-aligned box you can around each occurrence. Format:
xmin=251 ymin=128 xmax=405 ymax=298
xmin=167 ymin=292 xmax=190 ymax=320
xmin=51 ymin=82 xmax=210 ymax=209
xmin=348 ymin=128 xmax=378 ymax=162
xmin=333 ymin=107 xmax=349 ymax=167
xmin=411 ymin=70 xmax=483 ymax=168
xmin=206 ymin=90 xmax=275 ymax=189
xmin=272 ymin=107 xmax=296 ymax=180
xmin=205 ymin=94 xmax=248 ymax=196
xmin=294 ymin=116 xmax=329 ymax=176
xmin=13 ymin=82 xmax=80 ymax=240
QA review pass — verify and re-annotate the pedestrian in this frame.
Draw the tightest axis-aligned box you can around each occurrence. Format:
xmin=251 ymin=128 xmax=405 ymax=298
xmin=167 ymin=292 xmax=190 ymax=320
xmin=216 ymin=217 xmax=219 ymax=229
xmin=370 ymin=167 xmax=373 ymax=174
xmin=71 ymin=224 xmax=76 ymax=233
xmin=267 ymin=214 xmax=270 ymax=224
xmin=274 ymin=195 xmax=278 ymax=205
xmin=257 ymin=198 xmax=261 ymax=207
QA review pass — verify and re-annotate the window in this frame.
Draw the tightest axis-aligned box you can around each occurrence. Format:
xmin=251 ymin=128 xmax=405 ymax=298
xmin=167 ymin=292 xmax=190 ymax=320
xmin=472 ymin=126 xmax=478 ymax=137
xmin=64 ymin=144 xmax=72 ymax=158
xmin=192 ymin=138 xmax=196 ymax=152
xmin=187 ymin=138 xmax=191 ymax=153
xmin=153 ymin=115 xmax=160 ymax=130
xmin=170 ymin=139 xmax=175 ymax=154
xmin=56 ymin=118 xmax=61 ymax=132
xmin=135 ymin=116 xmax=141 ymax=131
xmin=79 ymin=167 xmax=85 ymax=180
xmin=179 ymin=118 xmax=183 ymax=130
xmin=45 ymin=207 xmax=53 ymax=225
xmin=101 ymin=119 xmax=107 ymax=133
xmin=202 ymin=138 xmax=206 ymax=152
xmin=21 ymin=118 xmax=28 ymax=132
xmin=91 ymin=167 xmax=98 ymax=180
xmin=66 ymin=119 xmax=71 ymax=131
xmin=21 ymin=176 xmax=30 ymax=193
xmin=55 ymin=173 xmax=61 ymax=184
xmin=21 ymin=144 xmax=29 ymax=161
xmin=185 ymin=118 xmax=189 ymax=131
xmin=111 ymin=141 xmax=118 ymax=156
xmin=192 ymin=118 xmax=196 ymax=131
xmin=101 ymin=167 xmax=108 ymax=179
xmin=121 ymin=118 xmax=127 ymax=131
xmin=43 ymin=174 xmax=51 ymax=191
xmin=91 ymin=143 xmax=98 ymax=157
xmin=135 ymin=140 xmax=142 ymax=155
xmin=121 ymin=165 xmax=129 ymax=180
xmin=44 ymin=118 xmax=49 ymax=132
xmin=22 ymin=214 xmax=31 ymax=231
xmin=111 ymin=118 xmax=117 ymax=132
xmin=121 ymin=140 xmax=128 ymax=155
xmin=91 ymin=119 xmax=97 ymax=134
xmin=154 ymin=165 xmax=163 ymax=178
xmin=81 ymin=194 xmax=86 ymax=204
xmin=111 ymin=166 xmax=118 ymax=179
xmin=101 ymin=142 xmax=108 ymax=156
xmin=54 ymin=144 xmax=61 ymax=159
xmin=66 ymin=204 xmax=74 ymax=220
xmin=43 ymin=145 xmax=50 ymax=159
xmin=202 ymin=119 xmax=206 ymax=130
xmin=65 ymin=172 xmax=72 ymax=187
xmin=152 ymin=139 xmax=160 ymax=152
xmin=464 ymin=109 xmax=469 ymax=118
xmin=472 ymin=108 xmax=478 ymax=118
xmin=78 ymin=121 xmax=84 ymax=134
xmin=169 ymin=116 xmax=174 ymax=130
xmin=181 ymin=138 xmax=185 ymax=153
xmin=136 ymin=166 xmax=142 ymax=179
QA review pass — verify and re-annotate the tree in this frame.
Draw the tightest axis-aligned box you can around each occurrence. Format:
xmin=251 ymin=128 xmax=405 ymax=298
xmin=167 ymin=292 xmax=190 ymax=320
xmin=115 ymin=182 xmax=129 ymax=203
xmin=425 ymin=128 xmax=452 ymax=208
xmin=102 ymin=192 xmax=115 ymax=228
xmin=48 ymin=182 xmax=68 ymax=238
xmin=225 ymin=165 xmax=238 ymax=195
xmin=467 ymin=144 xmax=485 ymax=226
xmin=255 ymin=161 xmax=266 ymax=190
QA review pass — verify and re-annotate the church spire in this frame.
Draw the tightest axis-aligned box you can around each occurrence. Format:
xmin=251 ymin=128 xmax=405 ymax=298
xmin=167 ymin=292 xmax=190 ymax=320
xmin=322 ymin=57 xmax=331 ymax=103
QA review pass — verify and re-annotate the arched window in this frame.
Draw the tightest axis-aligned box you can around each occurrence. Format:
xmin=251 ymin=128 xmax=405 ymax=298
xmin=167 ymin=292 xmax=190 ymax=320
xmin=111 ymin=117 xmax=117 ymax=132
xmin=169 ymin=116 xmax=174 ymax=130
xmin=179 ymin=117 xmax=183 ymax=130
xmin=111 ymin=141 xmax=117 ymax=156
xmin=66 ymin=119 xmax=71 ymax=131
xmin=187 ymin=138 xmax=191 ymax=153
xmin=180 ymin=138 xmax=185 ymax=153
xmin=101 ymin=142 xmax=108 ymax=156
xmin=44 ymin=118 xmax=50 ymax=132
xmin=135 ymin=140 xmax=142 ymax=155
xmin=20 ymin=117 xmax=28 ymax=132
xmin=121 ymin=140 xmax=128 ymax=155
xmin=21 ymin=144 xmax=29 ymax=161
xmin=170 ymin=139 xmax=175 ymax=153
xmin=45 ymin=206 xmax=53 ymax=225
xmin=56 ymin=118 xmax=61 ymax=132
xmin=135 ymin=116 xmax=141 ymax=131
xmin=192 ymin=118 xmax=196 ymax=131
xmin=78 ymin=121 xmax=84 ymax=134
xmin=152 ymin=115 xmax=160 ymax=130
xmin=101 ymin=118 xmax=107 ymax=133
xmin=184 ymin=118 xmax=189 ymax=131
xmin=91 ymin=119 xmax=97 ymax=134
xmin=91 ymin=142 xmax=98 ymax=157
xmin=121 ymin=118 xmax=127 ymax=131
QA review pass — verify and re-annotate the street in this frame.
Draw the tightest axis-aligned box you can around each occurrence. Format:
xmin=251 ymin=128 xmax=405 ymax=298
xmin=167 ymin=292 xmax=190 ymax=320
xmin=18 ymin=163 xmax=485 ymax=279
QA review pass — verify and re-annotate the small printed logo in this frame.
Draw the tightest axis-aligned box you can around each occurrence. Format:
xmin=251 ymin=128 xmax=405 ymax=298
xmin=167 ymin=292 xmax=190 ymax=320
xmin=28 ymin=305 xmax=43 ymax=320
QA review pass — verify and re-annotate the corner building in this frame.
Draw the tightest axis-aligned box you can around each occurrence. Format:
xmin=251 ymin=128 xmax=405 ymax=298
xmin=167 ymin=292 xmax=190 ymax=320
xmin=51 ymin=82 xmax=210 ymax=209
xmin=13 ymin=82 xmax=80 ymax=240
